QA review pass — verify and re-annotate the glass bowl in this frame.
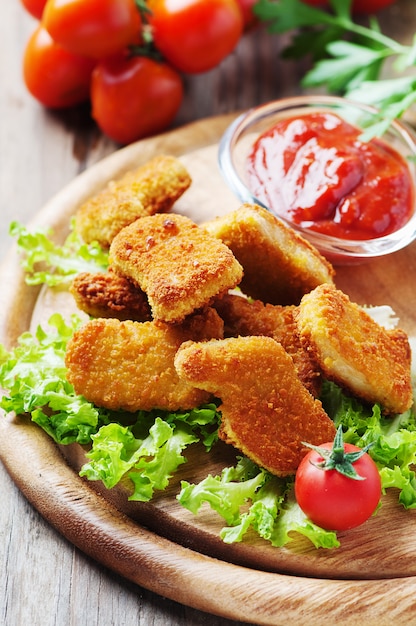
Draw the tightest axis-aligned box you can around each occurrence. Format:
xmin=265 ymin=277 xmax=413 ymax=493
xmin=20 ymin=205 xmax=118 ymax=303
xmin=218 ymin=95 xmax=416 ymax=264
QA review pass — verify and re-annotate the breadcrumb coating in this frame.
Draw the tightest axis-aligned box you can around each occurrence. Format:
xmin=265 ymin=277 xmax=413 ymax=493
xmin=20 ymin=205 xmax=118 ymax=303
xmin=296 ymin=284 xmax=413 ymax=414
xmin=75 ymin=155 xmax=191 ymax=248
xmin=71 ymin=270 xmax=152 ymax=321
xmin=213 ymin=293 xmax=321 ymax=397
xmin=65 ymin=308 xmax=224 ymax=412
xmin=203 ymin=203 xmax=334 ymax=305
xmin=109 ymin=213 xmax=243 ymax=323
xmin=174 ymin=336 xmax=336 ymax=476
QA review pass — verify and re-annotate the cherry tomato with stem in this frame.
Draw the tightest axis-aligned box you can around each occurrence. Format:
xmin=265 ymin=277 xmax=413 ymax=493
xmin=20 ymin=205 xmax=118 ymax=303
xmin=147 ymin=0 xmax=244 ymax=74
xmin=23 ymin=25 xmax=95 ymax=109
xmin=295 ymin=426 xmax=382 ymax=531
xmin=20 ymin=0 xmax=47 ymax=19
xmin=42 ymin=0 xmax=142 ymax=60
xmin=91 ymin=54 xmax=184 ymax=144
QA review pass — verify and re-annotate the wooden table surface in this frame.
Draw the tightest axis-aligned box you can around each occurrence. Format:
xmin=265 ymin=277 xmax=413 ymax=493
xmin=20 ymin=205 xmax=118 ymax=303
xmin=0 ymin=2 xmax=415 ymax=625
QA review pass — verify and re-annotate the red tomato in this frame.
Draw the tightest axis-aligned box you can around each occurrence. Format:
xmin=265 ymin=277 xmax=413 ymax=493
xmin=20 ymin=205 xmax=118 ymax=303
xmin=147 ymin=0 xmax=244 ymax=74
xmin=235 ymin=0 xmax=258 ymax=29
xmin=23 ymin=25 xmax=95 ymax=108
xmin=295 ymin=440 xmax=381 ymax=531
xmin=20 ymin=0 xmax=47 ymax=19
xmin=91 ymin=54 xmax=184 ymax=144
xmin=351 ymin=0 xmax=396 ymax=12
xmin=42 ymin=0 xmax=142 ymax=59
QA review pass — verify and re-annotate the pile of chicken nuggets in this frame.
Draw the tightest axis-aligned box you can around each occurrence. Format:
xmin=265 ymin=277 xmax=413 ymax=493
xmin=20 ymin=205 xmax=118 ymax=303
xmin=65 ymin=155 xmax=414 ymax=476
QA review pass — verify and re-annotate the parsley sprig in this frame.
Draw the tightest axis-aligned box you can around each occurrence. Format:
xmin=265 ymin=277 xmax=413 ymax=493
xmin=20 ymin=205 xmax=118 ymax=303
xmin=255 ymin=0 xmax=416 ymax=137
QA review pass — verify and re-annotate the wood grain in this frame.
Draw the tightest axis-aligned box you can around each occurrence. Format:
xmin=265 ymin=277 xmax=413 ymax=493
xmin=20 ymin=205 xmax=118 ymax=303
xmin=1 ymin=115 xmax=416 ymax=625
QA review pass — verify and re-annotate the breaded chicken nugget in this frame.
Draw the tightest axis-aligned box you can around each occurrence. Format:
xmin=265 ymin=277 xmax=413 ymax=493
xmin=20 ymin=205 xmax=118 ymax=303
xmin=296 ymin=284 xmax=413 ymax=414
xmin=65 ymin=308 xmax=224 ymax=412
xmin=75 ymin=155 xmax=191 ymax=248
xmin=174 ymin=336 xmax=336 ymax=476
xmin=110 ymin=213 xmax=243 ymax=324
xmin=213 ymin=293 xmax=321 ymax=396
xmin=203 ymin=203 xmax=334 ymax=305
xmin=71 ymin=270 xmax=152 ymax=321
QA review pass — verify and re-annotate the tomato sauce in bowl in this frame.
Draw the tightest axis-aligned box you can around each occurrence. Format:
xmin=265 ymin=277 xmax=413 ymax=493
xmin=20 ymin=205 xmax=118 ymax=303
xmin=246 ymin=111 xmax=414 ymax=241
xmin=218 ymin=96 xmax=416 ymax=263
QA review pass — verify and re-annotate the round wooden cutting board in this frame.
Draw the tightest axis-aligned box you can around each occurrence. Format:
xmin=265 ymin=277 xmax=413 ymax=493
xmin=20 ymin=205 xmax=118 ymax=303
xmin=1 ymin=115 xmax=416 ymax=626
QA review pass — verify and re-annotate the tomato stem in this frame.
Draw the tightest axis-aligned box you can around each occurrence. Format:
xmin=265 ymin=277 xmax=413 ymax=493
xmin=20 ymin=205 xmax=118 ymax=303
xmin=302 ymin=425 xmax=374 ymax=480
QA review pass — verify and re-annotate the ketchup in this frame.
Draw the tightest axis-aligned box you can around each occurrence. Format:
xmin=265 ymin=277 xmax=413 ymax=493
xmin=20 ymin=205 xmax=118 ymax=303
xmin=246 ymin=112 xmax=414 ymax=240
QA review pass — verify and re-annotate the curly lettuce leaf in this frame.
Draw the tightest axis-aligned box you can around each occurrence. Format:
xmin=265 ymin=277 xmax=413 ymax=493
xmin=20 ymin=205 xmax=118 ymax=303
xmin=0 ymin=314 xmax=221 ymax=500
xmin=321 ymin=381 xmax=416 ymax=507
xmin=2 ymin=311 xmax=416 ymax=549
xmin=178 ymin=457 xmax=339 ymax=549
xmin=79 ymin=405 xmax=221 ymax=502
xmin=0 ymin=313 xmax=109 ymax=445
xmin=80 ymin=419 xmax=199 ymax=501
xmin=10 ymin=220 xmax=109 ymax=286
xmin=179 ymin=382 xmax=416 ymax=549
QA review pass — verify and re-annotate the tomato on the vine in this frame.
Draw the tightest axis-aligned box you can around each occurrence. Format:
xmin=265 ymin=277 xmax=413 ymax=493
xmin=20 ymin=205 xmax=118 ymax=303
xmin=147 ymin=0 xmax=244 ymax=74
xmin=20 ymin=0 xmax=47 ymax=19
xmin=23 ymin=25 xmax=95 ymax=108
xmin=42 ymin=0 xmax=142 ymax=60
xmin=90 ymin=54 xmax=183 ymax=144
xmin=295 ymin=428 xmax=381 ymax=531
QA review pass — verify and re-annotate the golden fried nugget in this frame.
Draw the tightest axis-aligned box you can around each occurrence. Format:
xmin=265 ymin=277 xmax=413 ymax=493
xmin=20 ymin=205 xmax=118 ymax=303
xmin=75 ymin=155 xmax=191 ymax=247
xmin=213 ymin=293 xmax=321 ymax=396
xmin=296 ymin=284 xmax=413 ymax=414
xmin=203 ymin=203 xmax=334 ymax=305
xmin=109 ymin=213 xmax=243 ymax=324
xmin=174 ymin=336 xmax=336 ymax=476
xmin=65 ymin=308 xmax=224 ymax=412
xmin=70 ymin=270 xmax=152 ymax=321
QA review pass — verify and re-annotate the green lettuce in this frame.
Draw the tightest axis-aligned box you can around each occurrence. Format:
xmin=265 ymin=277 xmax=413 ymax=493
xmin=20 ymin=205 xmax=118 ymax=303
xmin=321 ymin=381 xmax=416 ymax=508
xmin=178 ymin=456 xmax=339 ymax=549
xmin=178 ymin=382 xmax=416 ymax=549
xmin=9 ymin=220 xmax=109 ymax=286
xmin=0 ymin=313 xmax=108 ymax=445
xmin=1 ymin=287 xmax=416 ymax=549
xmin=0 ymin=314 xmax=220 ymax=499
xmin=80 ymin=405 xmax=220 ymax=501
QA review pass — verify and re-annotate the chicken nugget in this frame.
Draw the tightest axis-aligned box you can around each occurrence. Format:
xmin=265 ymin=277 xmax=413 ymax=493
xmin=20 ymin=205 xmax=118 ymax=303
xmin=174 ymin=336 xmax=336 ymax=476
xmin=203 ymin=203 xmax=334 ymax=305
xmin=110 ymin=213 xmax=243 ymax=323
xmin=296 ymin=284 xmax=413 ymax=414
xmin=75 ymin=155 xmax=191 ymax=247
xmin=65 ymin=308 xmax=224 ymax=412
xmin=213 ymin=293 xmax=321 ymax=396
xmin=71 ymin=270 xmax=152 ymax=321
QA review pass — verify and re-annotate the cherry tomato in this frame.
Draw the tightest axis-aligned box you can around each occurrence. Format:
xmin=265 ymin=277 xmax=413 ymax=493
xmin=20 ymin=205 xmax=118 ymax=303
xmin=351 ymin=0 xmax=396 ymax=12
xmin=91 ymin=54 xmax=184 ymax=144
xmin=295 ymin=440 xmax=381 ymax=531
xmin=23 ymin=25 xmax=95 ymax=108
xmin=20 ymin=0 xmax=47 ymax=19
xmin=235 ymin=0 xmax=258 ymax=29
xmin=147 ymin=0 xmax=244 ymax=74
xmin=42 ymin=0 xmax=142 ymax=60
